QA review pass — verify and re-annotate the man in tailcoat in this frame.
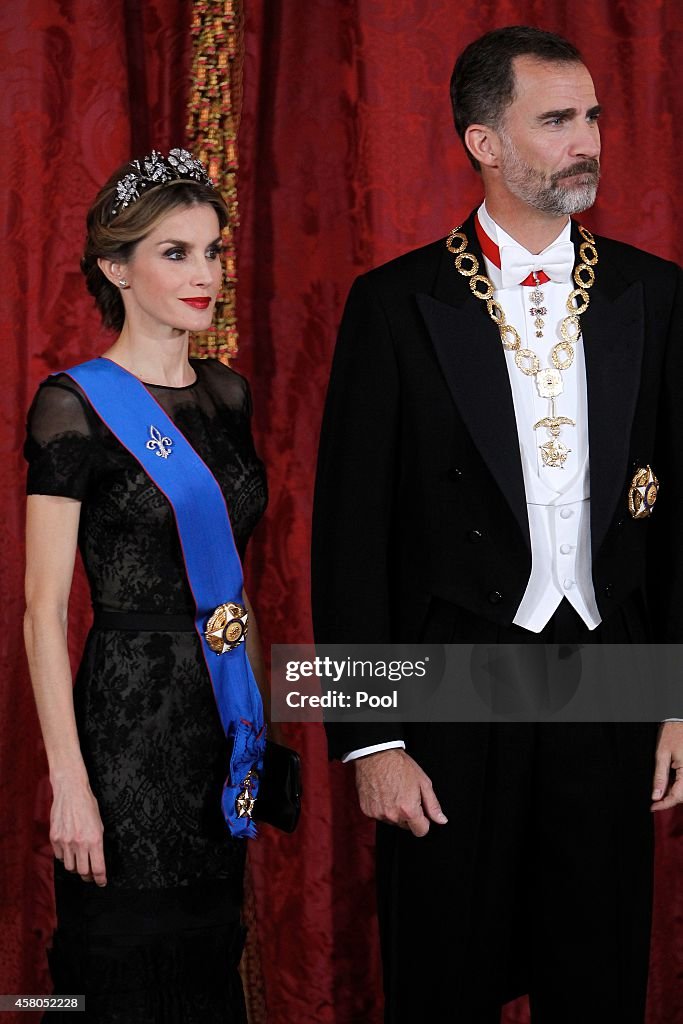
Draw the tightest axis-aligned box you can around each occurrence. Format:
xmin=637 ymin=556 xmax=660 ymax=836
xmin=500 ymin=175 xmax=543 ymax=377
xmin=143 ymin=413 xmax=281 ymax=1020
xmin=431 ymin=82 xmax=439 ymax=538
xmin=312 ymin=25 xmax=683 ymax=1024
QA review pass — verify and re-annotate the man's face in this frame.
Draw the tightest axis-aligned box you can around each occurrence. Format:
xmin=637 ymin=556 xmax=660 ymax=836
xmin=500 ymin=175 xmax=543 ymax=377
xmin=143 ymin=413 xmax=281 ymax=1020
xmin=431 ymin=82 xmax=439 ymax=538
xmin=495 ymin=55 xmax=601 ymax=215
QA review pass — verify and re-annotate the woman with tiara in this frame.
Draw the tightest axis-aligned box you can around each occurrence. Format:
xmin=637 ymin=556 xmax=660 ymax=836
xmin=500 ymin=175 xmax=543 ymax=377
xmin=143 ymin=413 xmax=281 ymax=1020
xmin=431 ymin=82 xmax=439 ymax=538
xmin=24 ymin=149 xmax=269 ymax=1022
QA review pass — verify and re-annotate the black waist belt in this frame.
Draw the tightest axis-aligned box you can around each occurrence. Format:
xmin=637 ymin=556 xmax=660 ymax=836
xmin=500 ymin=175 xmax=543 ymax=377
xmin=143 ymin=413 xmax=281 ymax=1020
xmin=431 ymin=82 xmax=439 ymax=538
xmin=93 ymin=610 xmax=196 ymax=632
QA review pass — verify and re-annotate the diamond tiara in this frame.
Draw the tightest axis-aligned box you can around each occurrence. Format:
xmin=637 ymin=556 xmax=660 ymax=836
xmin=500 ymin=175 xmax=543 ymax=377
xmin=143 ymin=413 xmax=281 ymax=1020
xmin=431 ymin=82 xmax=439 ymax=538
xmin=110 ymin=148 xmax=214 ymax=218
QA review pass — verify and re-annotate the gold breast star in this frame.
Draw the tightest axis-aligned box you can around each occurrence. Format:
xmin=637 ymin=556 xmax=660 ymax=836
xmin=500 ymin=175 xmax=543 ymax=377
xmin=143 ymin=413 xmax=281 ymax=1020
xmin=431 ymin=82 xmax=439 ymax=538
xmin=628 ymin=465 xmax=659 ymax=519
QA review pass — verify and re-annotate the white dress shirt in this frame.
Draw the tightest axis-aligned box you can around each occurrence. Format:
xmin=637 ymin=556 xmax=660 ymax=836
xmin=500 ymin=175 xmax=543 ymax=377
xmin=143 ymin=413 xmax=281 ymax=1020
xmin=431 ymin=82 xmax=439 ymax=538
xmin=477 ymin=201 xmax=601 ymax=634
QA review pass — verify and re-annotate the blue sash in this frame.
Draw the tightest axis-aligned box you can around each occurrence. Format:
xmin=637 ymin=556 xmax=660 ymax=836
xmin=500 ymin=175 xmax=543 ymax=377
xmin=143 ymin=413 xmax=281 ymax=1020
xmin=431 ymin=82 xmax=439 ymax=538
xmin=63 ymin=357 xmax=266 ymax=839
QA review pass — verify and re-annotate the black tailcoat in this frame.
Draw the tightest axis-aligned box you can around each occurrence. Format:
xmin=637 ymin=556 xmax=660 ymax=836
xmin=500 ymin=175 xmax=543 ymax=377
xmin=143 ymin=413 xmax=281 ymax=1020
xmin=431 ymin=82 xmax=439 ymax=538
xmin=311 ymin=210 xmax=683 ymax=1020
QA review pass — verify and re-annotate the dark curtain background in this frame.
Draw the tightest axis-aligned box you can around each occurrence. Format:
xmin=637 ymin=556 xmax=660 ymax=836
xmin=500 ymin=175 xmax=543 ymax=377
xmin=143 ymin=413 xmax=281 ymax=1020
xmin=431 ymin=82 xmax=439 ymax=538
xmin=2 ymin=2 xmax=682 ymax=1023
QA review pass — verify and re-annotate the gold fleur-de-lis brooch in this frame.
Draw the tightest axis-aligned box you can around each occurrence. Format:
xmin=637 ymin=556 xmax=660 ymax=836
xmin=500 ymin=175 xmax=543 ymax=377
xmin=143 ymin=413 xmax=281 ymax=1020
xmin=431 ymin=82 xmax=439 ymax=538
xmin=145 ymin=425 xmax=173 ymax=459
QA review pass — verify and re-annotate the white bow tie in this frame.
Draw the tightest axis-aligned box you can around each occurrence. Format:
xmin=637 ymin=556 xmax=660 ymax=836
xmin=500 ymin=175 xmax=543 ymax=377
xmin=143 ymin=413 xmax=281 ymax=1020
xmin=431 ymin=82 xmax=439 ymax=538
xmin=499 ymin=240 xmax=575 ymax=289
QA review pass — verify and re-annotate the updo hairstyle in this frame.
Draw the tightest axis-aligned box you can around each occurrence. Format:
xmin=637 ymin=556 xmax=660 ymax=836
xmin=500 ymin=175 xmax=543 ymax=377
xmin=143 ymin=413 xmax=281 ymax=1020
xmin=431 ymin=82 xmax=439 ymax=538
xmin=81 ymin=164 xmax=229 ymax=332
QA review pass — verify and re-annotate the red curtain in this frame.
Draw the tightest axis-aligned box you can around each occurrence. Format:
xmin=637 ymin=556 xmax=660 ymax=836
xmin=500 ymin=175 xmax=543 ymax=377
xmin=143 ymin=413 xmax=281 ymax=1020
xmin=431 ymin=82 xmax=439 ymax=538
xmin=2 ymin=3 xmax=682 ymax=1023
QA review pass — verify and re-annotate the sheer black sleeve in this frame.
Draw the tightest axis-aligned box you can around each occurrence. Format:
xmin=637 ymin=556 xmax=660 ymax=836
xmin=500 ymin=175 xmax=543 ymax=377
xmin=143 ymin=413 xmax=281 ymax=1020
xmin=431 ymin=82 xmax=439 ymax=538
xmin=24 ymin=377 xmax=95 ymax=500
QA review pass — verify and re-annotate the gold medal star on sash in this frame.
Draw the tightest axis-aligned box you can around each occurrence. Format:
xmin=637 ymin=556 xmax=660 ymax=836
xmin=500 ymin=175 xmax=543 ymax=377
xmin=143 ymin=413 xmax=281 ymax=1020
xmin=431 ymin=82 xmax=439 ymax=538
xmin=236 ymin=769 xmax=256 ymax=819
xmin=205 ymin=602 xmax=249 ymax=654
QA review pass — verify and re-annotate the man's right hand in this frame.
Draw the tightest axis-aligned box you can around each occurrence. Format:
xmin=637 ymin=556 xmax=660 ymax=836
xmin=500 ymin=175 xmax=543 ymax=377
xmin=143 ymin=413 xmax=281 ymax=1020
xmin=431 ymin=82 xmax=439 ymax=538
xmin=353 ymin=748 xmax=448 ymax=837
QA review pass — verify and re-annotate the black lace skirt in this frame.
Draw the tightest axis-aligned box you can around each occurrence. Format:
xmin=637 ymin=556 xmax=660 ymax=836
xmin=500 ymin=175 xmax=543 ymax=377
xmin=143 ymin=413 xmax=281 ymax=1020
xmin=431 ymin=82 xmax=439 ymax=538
xmin=45 ymin=625 xmax=250 ymax=1022
xmin=45 ymin=867 xmax=247 ymax=1023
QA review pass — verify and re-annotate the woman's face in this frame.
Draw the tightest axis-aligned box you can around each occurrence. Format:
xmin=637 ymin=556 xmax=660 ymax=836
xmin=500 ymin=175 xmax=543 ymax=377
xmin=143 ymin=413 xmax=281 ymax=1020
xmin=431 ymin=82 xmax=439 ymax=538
xmin=119 ymin=204 xmax=223 ymax=335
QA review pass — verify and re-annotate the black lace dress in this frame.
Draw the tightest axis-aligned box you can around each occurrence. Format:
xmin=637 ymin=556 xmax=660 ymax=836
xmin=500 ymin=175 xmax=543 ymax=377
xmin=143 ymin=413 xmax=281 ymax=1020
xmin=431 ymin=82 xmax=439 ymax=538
xmin=24 ymin=358 xmax=268 ymax=1023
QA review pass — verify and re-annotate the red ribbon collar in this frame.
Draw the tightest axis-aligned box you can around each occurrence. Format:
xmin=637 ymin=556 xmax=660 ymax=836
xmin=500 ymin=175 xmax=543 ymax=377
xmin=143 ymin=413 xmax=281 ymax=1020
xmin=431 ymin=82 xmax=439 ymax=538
xmin=474 ymin=216 xmax=550 ymax=286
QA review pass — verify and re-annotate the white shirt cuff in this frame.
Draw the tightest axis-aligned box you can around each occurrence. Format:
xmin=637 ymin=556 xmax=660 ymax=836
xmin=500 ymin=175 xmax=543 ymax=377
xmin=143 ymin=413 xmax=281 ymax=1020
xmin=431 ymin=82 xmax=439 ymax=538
xmin=341 ymin=740 xmax=406 ymax=763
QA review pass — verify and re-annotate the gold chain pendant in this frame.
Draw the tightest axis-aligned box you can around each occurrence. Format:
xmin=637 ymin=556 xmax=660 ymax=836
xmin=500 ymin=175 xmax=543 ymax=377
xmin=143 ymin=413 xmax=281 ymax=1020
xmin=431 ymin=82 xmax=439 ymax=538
xmin=528 ymin=271 xmax=547 ymax=338
xmin=445 ymin=223 xmax=598 ymax=467
xmin=539 ymin=438 xmax=571 ymax=468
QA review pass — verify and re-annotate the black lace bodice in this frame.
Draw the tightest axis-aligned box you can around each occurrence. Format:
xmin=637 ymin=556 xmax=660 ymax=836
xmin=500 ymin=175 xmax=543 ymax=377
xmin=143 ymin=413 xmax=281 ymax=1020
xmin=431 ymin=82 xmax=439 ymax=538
xmin=25 ymin=358 xmax=267 ymax=615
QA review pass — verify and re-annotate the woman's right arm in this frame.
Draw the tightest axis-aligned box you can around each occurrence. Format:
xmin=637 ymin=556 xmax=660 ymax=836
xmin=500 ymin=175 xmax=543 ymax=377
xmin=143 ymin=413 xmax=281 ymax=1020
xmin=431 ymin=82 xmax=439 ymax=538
xmin=24 ymin=493 xmax=107 ymax=886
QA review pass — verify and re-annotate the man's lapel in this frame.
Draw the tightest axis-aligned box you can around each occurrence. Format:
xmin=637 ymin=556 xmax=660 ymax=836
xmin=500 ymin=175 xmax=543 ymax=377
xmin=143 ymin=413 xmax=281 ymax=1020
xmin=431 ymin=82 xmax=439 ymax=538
xmin=576 ymin=222 xmax=645 ymax=556
xmin=415 ymin=209 xmax=531 ymax=549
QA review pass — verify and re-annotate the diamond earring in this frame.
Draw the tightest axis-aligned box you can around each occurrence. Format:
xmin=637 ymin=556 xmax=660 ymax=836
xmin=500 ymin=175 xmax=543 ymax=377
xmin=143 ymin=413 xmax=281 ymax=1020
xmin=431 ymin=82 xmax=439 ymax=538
xmin=118 ymin=278 xmax=128 ymax=289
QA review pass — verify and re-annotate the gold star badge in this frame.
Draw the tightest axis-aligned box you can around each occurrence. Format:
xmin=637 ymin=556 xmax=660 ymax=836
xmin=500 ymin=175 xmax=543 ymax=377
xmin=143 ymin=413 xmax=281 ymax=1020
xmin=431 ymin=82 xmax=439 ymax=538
xmin=539 ymin=439 xmax=571 ymax=468
xmin=236 ymin=769 xmax=256 ymax=819
xmin=628 ymin=465 xmax=659 ymax=519
xmin=205 ymin=602 xmax=248 ymax=654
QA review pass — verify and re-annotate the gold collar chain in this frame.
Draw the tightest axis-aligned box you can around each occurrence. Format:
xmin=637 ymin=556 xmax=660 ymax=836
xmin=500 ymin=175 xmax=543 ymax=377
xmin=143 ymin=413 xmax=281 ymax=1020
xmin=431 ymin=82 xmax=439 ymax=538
xmin=445 ymin=222 xmax=598 ymax=468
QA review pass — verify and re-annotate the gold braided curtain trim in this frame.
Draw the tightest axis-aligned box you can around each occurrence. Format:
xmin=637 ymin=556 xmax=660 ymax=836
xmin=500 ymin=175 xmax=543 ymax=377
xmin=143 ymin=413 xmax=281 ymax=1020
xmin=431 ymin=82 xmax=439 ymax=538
xmin=186 ymin=0 xmax=243 ymax=363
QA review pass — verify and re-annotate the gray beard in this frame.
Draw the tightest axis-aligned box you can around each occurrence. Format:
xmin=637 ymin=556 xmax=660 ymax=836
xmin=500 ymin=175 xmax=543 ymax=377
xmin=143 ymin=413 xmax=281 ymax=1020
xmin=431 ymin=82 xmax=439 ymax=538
xmin=500 ymin=137 xmax=600 ymax=216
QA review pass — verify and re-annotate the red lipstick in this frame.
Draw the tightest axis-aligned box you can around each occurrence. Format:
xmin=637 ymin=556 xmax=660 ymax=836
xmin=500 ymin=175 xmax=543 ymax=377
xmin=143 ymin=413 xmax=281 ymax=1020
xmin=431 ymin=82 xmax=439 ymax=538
xmin=180 ymin=297 xmax=211 ymax=309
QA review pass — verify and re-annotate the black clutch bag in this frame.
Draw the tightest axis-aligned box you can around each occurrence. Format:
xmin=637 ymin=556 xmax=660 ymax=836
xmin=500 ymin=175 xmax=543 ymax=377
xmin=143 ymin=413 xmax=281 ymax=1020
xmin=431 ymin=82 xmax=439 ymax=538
xmin=254 ymin=740 xmax=302 ymax=833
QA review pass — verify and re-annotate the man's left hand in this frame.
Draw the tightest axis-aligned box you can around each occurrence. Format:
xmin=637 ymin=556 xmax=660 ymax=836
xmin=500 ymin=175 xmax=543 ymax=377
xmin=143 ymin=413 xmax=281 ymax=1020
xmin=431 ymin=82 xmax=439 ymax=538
xmin=651 ymin=722 xmax=683 ymax=811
